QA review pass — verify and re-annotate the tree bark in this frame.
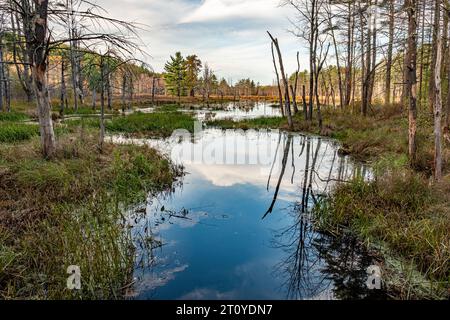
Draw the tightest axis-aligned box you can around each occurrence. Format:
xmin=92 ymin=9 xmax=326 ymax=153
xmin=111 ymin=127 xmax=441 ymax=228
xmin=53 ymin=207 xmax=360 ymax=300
xmin=302 ymin=84 xmax=308 ymax=120
xmin=27 ymin=0 xmax=56 ymax=158
xmin=429 ymin=0 xmax=441 ymax=113
xmin=328 ymin=10 xmax=343 ymax=109
xmin=271 ymin=42 xmax=284 ymax=117
xmin=434 ymin=19 xmax=443 ymax=180
xmin=268 ymin=32 xmax=293 ymax=128
xmin=107 ymin=66 xmax=112 ymax=110
xmin=406 ymin=0 xmax=418 ymax=165
xmin=290 ymin=52 xmax=300 ymax=115
xmin=60 ymin=58 xmax=67 ymax=116
xmin=0 ymin=36 xmax=4 ymax=112
xmin=385 ymin=0 xmax=395 ymax=105
xmin=99 ymin=55 xmax=106 ymax=151
xmin=10 ymin=9 xmax=33 ymax=102
xmin=344 ymin=1 xmax=355 ymax=108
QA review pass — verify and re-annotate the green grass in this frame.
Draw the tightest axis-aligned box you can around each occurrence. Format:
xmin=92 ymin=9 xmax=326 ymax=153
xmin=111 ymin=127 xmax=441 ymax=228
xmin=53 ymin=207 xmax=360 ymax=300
xmin=0 ymin=132 xmax=181 ymax=299
xmin=0 ymin=112 xmax=30 ymax=122
xmin=59 ymin=106 xmax=121 ymax=116
xmin=63 ymin=110 xmax=195 ymax=138
xmin=314 ymin=172 xmax=450 ymax=299
xmin=207 ymin=116 xmax=286 ymax=130
xmin=106 ymin=111 xmax=195 ymax=137
xmin=154 ymin=104 xmax=180 ymax=112
xmin=0 ymin=123 xmax=39 ymax=143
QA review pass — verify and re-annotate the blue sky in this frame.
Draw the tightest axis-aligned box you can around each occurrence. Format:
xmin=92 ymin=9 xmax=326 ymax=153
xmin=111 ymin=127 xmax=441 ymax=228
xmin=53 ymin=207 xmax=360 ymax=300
xmin=96 ymin=0 xmax=309 ymax=85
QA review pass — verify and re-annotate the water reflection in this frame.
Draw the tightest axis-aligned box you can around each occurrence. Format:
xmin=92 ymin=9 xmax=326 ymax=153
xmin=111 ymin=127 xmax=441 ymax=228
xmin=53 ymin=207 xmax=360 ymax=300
xmin=115 ymin=128 xmax=382 ymax=300
xmin=192 ymin=101 xmax=282 ymax=121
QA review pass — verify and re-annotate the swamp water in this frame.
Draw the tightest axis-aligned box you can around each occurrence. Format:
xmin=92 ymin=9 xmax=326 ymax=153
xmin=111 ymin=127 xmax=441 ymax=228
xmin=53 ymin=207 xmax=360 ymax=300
xmin=112 ymin=103 xmax=386 ymax=300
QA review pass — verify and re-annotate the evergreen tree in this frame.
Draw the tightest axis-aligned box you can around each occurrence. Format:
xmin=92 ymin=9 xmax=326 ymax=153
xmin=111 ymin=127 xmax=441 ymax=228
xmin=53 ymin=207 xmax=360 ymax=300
xmin=185 ymin=55 xmax=202 ymax=97
xmin=164 ymin=52 xmax=187 ymax=99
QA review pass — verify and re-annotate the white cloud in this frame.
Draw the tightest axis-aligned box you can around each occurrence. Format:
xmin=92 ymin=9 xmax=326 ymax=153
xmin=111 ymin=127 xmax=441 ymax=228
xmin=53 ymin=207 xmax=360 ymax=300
xmin=180 ymin=0 xmax=282 ymax=24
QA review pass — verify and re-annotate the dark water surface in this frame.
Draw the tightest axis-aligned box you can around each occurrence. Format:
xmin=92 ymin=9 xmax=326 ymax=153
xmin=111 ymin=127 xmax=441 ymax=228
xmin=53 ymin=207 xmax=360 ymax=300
xmin=113 ymin=105 xmax=385 ymax=300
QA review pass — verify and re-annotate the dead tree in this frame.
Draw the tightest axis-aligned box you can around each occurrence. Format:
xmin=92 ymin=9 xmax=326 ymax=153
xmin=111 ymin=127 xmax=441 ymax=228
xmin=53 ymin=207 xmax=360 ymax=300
xmin=405 ymin=0 xmax=418 ymax=165
xmin=271 ymin=42 xmax=285 ymax=117
xmin=325 ymin=4 xmax=343 ymax=109
xmin=290 ymin=51 xmax=300 ymax=115
xmin=314 ymin=40 xmax=330 ymax=129
xmin=385 ymin=0 xmax=395 ymax=105
xmin=0 ymin=29 xmax=4 ymax=112
xmin=9 ymin=7 xmax=33 ymax=102
xmin=0 ymin=0 xmax=143 ymax=157
xmin=429 ymin=0 xmax=441 ymax=113
xmin=434 ymin=10 xmax=443 ymax=180
xmin=268 ymin=31 xmax=293 ymax=129
xmin=60 ymin=56 xmax=68 ymax=116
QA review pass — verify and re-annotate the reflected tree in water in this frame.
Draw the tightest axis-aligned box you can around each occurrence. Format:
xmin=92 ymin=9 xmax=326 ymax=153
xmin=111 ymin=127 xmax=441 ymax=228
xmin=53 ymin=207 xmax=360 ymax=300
xmin=266 ymin=135 xmax=383 ymax=299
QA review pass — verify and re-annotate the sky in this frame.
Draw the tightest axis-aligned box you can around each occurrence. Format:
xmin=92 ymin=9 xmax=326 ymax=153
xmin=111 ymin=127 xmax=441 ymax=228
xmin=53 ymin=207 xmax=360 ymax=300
xmin=95 ymin=0 xmax=309 ymax=85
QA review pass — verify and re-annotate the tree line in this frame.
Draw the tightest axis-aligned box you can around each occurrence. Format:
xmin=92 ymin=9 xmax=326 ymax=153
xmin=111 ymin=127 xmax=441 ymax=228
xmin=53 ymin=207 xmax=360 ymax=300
xmin=268 ymin=0 xmax=449 ymax=181
xmin=163 ymin=52 xmax=263 ymax=102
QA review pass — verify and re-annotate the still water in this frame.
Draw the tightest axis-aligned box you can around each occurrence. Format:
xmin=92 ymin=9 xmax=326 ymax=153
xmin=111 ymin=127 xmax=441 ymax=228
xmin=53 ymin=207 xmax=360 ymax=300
xmin=192 ymin=101 xmax=282 ymax=121
xmin=113 ymin=105 xmax=384 ymax=300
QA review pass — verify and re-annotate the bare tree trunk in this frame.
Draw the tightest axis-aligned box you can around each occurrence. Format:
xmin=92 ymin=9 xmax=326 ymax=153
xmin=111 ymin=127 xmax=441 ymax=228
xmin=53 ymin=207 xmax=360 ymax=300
xmin=328 ymin=9 xmax=343 ymax=109
xmin=406 ymin=0 xmax=418 ymax=165
xmin=434 ymin=21 xmax=443 ymax=180
xmin=429 ymin=0 xmax=441 ymax=113
xmin=418 ymin=0 xmax=426 ymax=106
xmin=314 ymin=70 xmax=322 ymax=129
xmin=446 ymin=21 xmax=450 ymax=141
xmin=268 ymin=32 xmax=293 ymax=128
xmin=60 ymin=58 xmax=67 ymax=116
xmin=360 ymin=3 xmax=367 ymax=116
xmin=0 ymin=35 xmax=4 ymax=112
xmin=10 ymin=10 xmax=33 ymax=102
xmin=344 ymin=1 xmax=355 ymax=108
xmin=5 ymin=64 xmax=10 ymax=112
xmin=302 ymin=84 xmax=308 ymax=120
xmin=151 ymin=76 xmax=156 ymax=105
xmin=91 ymin=88 xmax=96 ymax=110
xmin=107 ymin=68 xmax=112 ymax=110
xmin=271 ymin=42 xmax=284 ymax=117
xmin=291 ymin=51 xmax=300 ymax=114
xmin=367 ymin=1 xmax=377 ymax=106
xmin=385 ymin=0 xmax=395 ymax=105
xmin=121 ymin=73 xmax=126 ymax=112
xmin=27 ymin=0 xmax=56 ymax=158
xmin=443 ymin=0 xmax=450 ymax=143
xmin=99 ymin=55 xmax=106 ymax=151
xmin=128 ymin=75 xmax=133 ymax=110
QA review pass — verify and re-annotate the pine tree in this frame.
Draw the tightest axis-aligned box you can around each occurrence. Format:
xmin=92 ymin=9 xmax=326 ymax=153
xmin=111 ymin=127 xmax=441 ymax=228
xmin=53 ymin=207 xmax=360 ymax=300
xmin=164 ymin=52 xmax=187 ymax=99
xmin=185 ymin=55 xmax=202 ymax=97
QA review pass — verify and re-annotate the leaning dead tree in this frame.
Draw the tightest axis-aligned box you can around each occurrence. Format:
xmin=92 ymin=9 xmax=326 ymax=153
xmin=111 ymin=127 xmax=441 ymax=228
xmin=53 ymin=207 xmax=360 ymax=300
xmin=268 ymin=31 xmax=293 ymax=129
xmin=0 ymin=0 xmax=144 ymax=158
xmin=271 ymin=42 xmax=284 ymax=117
